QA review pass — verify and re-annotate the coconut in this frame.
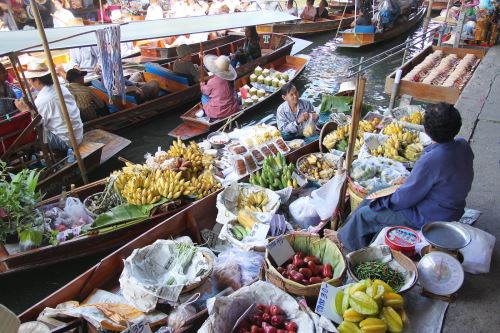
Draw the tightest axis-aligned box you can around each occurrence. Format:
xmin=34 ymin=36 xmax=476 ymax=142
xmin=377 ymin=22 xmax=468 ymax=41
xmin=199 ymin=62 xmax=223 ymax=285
xmin=278 ymin=79 xmax=287 ymax=87
xmin=254 ymin=66 xmax=263 ymax=76
xmin=257 ymin=75 xmax=265 ymax=84
xmin=282 ymin=73 xmax=289 ymax=82
xmin=257 ymin=89 xmax=266 ymax=97
xmin=258 ymin=96 xmax=266 ymax=102
xmin=249 ymin=87 xmax=258 ymax=96
xmin=244 ymin=98 xmax=253 ymax=107
xmin=274 ymin=72 xmax=282 ymax=80
xmin=242 ymin=84 xmax=251 ymax=91
xmin=272 ymin=78 xmax=280 ymax=88
xmin=262 ymin=68 xmax=271 ymax=77
xmin=264 ymin=76 xmax=272 ymax=86
xmin=249 ymin=74 xmax=257 ymax=83
xmin=251 ymin=95 xmax=259 ymax=102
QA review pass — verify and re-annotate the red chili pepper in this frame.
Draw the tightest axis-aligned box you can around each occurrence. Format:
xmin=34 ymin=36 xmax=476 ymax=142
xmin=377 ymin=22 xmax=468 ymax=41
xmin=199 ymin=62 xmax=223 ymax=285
xmin=323 ymin=262 xmax=333 ymax=279
xmin=262 ymin=313 xmax=271 ymax=323
xmin=284 ymin=321 xmax=298 ymax=332
xmin=271 ymin=314 xmax=286 ymax=327
xmin=269 ymin=305 xmax=283 ymax=316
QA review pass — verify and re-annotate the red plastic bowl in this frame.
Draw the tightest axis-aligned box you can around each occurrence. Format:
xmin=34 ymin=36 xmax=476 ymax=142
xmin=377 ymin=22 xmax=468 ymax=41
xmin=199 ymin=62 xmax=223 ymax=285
xmin=385 ymin=226 xmax=420 ymax=256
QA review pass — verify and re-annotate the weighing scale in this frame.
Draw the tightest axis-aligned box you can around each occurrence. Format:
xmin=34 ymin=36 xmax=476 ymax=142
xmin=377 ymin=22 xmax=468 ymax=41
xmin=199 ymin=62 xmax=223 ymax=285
xmin=417 ymin=221 xmax=471 ymax=302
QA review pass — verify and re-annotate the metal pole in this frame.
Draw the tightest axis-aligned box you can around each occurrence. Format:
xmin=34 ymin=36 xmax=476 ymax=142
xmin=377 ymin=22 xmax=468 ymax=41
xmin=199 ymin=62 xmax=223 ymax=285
xmin=402 ymin=37 xmax=411 ymax=65
xmin=29 ymin=0 xmax=89 ymax=184
xmin=454 ymin=1 xmax=466 ymax=48
xmin=99 ymin=0 xmax=104 ymax=24
xmin=422 ymin=0 xmax=434 ymax=47
xmin=388 ymin=68 xmax=402 ymax=112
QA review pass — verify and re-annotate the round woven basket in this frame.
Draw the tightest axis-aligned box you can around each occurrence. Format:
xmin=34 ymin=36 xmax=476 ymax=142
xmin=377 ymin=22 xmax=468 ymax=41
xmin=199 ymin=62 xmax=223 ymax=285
xmin=348 ymin=185 xmax=364 ymax=212
xmin=181 ymin=251 xmax=214 ymax=294
xmin=264 ymin=233 xmax=346 ymax=297
xmin=319 ymin=121 xmax=338 ymax=153
xmin=347 ymin=177 xmax=368 ymax=198
xmin=296 ymin=153 xmax=337 ymax=185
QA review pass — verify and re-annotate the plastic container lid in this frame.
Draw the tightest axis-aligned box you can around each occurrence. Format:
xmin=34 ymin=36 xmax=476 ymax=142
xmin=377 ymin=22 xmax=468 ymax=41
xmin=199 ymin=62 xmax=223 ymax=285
xmin=385 ymin=226 xmax=420 ymax=253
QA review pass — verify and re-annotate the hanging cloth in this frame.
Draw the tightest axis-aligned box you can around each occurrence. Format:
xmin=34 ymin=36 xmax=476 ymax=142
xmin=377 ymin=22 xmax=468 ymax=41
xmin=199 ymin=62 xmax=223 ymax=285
xmin=95 ymin=25 xmax=125 ymax=104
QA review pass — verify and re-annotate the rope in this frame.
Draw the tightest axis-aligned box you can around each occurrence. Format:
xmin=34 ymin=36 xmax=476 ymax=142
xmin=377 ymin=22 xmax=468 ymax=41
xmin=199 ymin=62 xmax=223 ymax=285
xmin=95 ymin=25 xmax=126 ymax=104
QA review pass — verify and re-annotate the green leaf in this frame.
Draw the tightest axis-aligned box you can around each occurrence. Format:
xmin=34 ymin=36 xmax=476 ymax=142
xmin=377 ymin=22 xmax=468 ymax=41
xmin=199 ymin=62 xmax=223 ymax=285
xmin=319 ymin=95 xmax=373 ymax=116
xmin=18 ymin=229 xmax=43 ymax=247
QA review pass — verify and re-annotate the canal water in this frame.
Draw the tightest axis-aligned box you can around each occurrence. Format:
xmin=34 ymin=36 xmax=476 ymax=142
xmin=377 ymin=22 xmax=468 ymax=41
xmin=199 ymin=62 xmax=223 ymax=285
xmin=0 ymin=22 xmax=436 ymax=314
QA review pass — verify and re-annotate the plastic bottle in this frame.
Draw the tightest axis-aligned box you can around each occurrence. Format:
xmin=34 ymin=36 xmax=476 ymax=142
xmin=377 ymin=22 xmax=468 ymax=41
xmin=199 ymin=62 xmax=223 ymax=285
xmin=67 ymin=148 xmax=75 ymax=164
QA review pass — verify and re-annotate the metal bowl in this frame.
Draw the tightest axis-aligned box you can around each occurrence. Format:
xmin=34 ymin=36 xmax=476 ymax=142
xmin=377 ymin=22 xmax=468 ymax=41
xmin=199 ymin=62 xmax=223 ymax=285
xmin=421 ymin=221 xmax=471 ymax=251
xmin=207 ymin=131 xmax=230 ymax=149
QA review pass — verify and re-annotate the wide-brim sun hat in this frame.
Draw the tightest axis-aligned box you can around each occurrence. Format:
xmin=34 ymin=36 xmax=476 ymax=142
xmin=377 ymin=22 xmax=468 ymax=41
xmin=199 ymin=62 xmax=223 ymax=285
xmin=176 ymin=44 xmax=191 ymax=58
xmin=338 ymin=80 xmax=356 ymax=94
xmin=24 ymin=61 xmax=50 ymax=79
xmin=203 ymin=54 xmax=237 ymax=81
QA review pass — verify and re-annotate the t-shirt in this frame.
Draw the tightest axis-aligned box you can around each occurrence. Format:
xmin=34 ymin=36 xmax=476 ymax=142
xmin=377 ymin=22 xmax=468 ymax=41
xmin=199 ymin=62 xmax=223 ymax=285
xmin=53 ymin=8 xmax=75 ymax=28
xmin=146 ymin=4 xmax=164 ymax=20
xmin=286 ymin=7 xmax=298 ymax=16
xmin=300 ymin=6 xmax=317 ymax=20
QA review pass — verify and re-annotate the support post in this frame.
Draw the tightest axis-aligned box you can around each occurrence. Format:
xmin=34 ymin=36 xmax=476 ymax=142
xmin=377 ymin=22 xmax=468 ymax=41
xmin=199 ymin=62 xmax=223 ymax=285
xmin=402 ymin=37 xmax=411 ymax=65
xmin=334 ymin=75 xmax=366 ymax=229
xmin=388 ymin=69 xmax=402 ymax=112
xmin=29 ymin=0 xmax=89 ymax=184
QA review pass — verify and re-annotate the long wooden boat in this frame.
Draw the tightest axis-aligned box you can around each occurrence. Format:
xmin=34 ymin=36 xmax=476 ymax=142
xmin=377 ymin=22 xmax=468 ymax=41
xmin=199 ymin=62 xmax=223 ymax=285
xmin=337 ymin=7 xmax=427 ymax=48
xmin=123 ymin=35 xmax=248 ymax=65
xmin=257 ymin=13 xmax=355 ymax=36
xmin=84 ymin=34 xmax=295 ymax=132
xmin=18 ymin=141 xmax=319 ymax=331
xmin=0 ymin=178 xmax=188 ymax=277
xmin=169 ymin=54 xmax=309 ymax=140
xmin=329 ymin=0 xmax=355 ymax=11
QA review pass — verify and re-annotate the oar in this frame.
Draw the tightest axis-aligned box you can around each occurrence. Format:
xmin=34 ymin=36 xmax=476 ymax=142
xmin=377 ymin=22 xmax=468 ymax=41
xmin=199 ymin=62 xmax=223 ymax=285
xmin=199 ymin=43 xmax=205 ymax=84
xmin=334 ymin=1 xmax=350 ymax=41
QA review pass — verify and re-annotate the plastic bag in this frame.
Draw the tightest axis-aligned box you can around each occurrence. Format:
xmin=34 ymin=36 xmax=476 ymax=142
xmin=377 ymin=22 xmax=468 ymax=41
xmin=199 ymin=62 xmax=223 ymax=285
xmin=215 ymin=247 xmax=264 ymax=286
xmin=167 ymin=302 xmax=197 ymax=329
xmin=311 ymin=170 xmax=347 ymax=220
xmin=64 ymin=197 xmax=93 ymax=226
xmin=302 ymin=117 xmax=316 ymax=137
xmin=289 ymin=196 xmax=321 ymax=229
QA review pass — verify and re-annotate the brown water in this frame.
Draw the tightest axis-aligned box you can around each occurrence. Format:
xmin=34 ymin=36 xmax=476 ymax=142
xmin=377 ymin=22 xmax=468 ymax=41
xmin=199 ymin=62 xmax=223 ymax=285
xmin=0 ymin=22 xmax=436 ymax=314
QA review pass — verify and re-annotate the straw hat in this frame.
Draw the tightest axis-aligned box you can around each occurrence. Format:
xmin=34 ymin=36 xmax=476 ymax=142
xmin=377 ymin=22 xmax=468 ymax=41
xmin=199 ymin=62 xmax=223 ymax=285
xmin=18 ymin=322 xmax=50 ymax=333
xmin=176 ymin=44 xmax=191 ymax=58
xmin=0 ymin=305 xmax=20 ymax=333
xmin=24 ymin=61 xmax=50 ymax=79
xmin=203 ymin=54 xmax=237 ymax=81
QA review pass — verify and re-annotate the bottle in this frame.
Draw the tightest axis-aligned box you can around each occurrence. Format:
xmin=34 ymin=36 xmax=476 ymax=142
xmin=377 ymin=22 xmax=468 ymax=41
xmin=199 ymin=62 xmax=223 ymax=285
xmin=59 ymin=186 xmax=67 ymax=209
xmin=67 ymin=148 xmax=75 ymax=164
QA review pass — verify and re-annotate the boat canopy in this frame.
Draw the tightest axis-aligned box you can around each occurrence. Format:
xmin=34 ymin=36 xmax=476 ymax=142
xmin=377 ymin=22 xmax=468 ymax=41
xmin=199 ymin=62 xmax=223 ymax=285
xmin=0 ymin=11 xmax=297 ymax=56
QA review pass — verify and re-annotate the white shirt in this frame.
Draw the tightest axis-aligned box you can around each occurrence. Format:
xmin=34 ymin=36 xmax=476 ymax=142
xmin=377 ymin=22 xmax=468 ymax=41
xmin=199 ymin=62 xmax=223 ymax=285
xmin=53 ymin=8 xmax=75 ymax=28
xmin=286 ymin=6 xmax=298 ymax=16
xmin=146 ymin=4 xmax=164 ymax=20
xmin=36 ymin=84 xmax=83 ymax=145
xmin=69 ymin=46 xmax=100 ymax=71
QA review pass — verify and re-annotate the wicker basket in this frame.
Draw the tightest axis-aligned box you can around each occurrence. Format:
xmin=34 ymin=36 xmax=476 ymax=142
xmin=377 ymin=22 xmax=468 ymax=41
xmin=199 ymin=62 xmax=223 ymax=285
xmin=181 ymin=251 xmax=214 ymax=294
xmin=348 ymin=185 xmax=364 ymax=212
xmin=319 ymin=121 xmax=338 ymax=153
xmin=264 ymin=233 xmax=346 ymax=296
xmin=296 ymin=153 xmax=337 ymax=185
xmin=347 ymin=177 xmax=368 ymax=198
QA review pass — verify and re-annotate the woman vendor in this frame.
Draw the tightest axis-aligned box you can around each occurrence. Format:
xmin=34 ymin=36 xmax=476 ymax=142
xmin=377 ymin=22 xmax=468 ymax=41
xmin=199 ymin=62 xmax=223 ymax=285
xmin=316 ymin=0 xmax=330 ymax=19
xmin=337 ymin=103 xmax=474 ymax=252
xmin=276 ymin=83 xmax=318 ymax=141
xmin=230 ymin=26 xmax=261 ymax=67
xmin=200 ymin=55 xmax=239 ymax=119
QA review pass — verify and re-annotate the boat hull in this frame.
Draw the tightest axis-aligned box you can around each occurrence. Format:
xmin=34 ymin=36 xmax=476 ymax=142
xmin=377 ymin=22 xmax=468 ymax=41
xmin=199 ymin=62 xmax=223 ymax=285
xmin=257 ymin=15 xmax=355 ymax=36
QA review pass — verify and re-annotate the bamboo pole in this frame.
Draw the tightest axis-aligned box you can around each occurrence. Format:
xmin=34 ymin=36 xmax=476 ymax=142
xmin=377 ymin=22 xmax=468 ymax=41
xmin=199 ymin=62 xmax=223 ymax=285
xmin=333 ymin=74 xmax=366 ymax=230
xmin=334 ymin=1 xmax=349 ymax=40
xmin=29 ymin=0 xmax=89 ymax=184
xmin=199 ymin=42 xmax=205 ymax=83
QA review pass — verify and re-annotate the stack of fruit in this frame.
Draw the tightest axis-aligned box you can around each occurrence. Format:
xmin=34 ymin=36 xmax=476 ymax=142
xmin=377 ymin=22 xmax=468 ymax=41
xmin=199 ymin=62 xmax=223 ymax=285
xmin=113 ymin=138 xmax=220 ymax=205
xmin=322 ymin=119 xmax=380 ymax=153
xmin=298 ymin=153 xmax=335 ymax=182
xmin=237 ymin=191 xmax=270 ymax=213
xmin=400 ymin=111 xmax=423 ymax=125
xmin=276 ymin=251 xmax=333 ymax=285
xmin=237 ymin=304 xmax=298 ymax=333
xmin=370 ymin=123 xmax=424 ymax=163
xmin=250 ymin=153 xmax=298 ymax=190
xmin=336 ymin=279 xmax=405 ymax=333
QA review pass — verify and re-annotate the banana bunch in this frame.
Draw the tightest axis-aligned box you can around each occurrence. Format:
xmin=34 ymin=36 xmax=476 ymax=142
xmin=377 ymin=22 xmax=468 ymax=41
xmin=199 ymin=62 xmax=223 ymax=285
xmin=382 ymin=122 xmax=404 ymax=136
xmin=121 ymin=173 xmax=161 ymax=205
xmin=299 ymin=154 xmax=335 ymax=181
xmin=167 ymin=138 xmax=213 ymax=176
xmin=400 ymin=111 xmax=423 ymax=125
xmin=238 ymin=191 xmax=269 ymax=212
xmin=189 ymin=169 xmax=222 ymax=199
xmin=155 ymin=169 xmax=190 ymax=200
xmin=322 ymin=119 xmax=379 ymax=152
xmin=371 ymin=129 xmax=423 ymax=163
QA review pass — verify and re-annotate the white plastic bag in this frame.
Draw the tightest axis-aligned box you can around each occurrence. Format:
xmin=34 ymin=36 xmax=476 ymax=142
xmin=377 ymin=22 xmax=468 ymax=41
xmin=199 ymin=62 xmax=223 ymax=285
xmin=289 ymin=196 xmax=321 ymax=229
xmin=460 ymin=224 xmax=495 ymax=274
xmin=64 ymin=197 xmax=93 ymax=226
xmin=311 ymin=171 xmax=347 ymax=220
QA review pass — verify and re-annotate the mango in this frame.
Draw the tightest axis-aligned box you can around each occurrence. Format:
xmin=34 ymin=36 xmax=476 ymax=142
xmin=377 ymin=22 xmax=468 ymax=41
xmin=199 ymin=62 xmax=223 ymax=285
xmin=359 ymin=318 xmax=387 ymax=333
xmin=349 ymin=291 xmax=379 ymax=315
xmin=343 ymin=308 xmax=366 ymax=323
xmin=338 ymin=321 xmax=363 ymax=333
xmin=380 ymin=307 xmax=403 ymax=333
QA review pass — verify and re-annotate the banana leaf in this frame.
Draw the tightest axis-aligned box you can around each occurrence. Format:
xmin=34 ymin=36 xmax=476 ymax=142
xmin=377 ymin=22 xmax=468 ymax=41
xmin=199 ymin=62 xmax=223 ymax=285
xmin=90 ymin=198 xmax=168 ymax=229
xmin=319 ymin=95 xmax=372 ymax=116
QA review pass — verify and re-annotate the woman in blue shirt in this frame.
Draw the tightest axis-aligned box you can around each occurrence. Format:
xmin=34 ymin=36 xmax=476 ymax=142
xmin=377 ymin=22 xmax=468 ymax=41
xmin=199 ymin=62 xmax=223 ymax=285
xmin=338 ymin=103 xmax=474 ymax=252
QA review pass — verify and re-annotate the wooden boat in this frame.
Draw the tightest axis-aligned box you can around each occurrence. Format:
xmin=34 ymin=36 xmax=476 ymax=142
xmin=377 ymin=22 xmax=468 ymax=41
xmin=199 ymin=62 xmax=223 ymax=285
xmin=256 ymin=13 xmax=355 ymax=36
xmin=329 ymin=0 xmax=355 ymax=11
xmin=123 ymin=35 xmax=248 ymax=65
xmin=18 ymin=141 xmax=320 ymax=331
xmin=424 ymin=0 xmax=452 ymax=11
xmin=0 ymin=178 xmax=188 ymax=277
xmin=84 ymin=34 xmax=295 ymax=132
xmin=337 ymin=7 xmax=427 ymax=48
xmin=169 ymin=54 xmax=309 ymax=140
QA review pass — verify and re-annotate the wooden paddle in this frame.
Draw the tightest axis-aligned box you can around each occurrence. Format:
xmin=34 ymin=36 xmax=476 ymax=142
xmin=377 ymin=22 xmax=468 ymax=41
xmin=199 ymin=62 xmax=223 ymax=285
xmin=199 ymin=42 xmax=205 ymax=84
